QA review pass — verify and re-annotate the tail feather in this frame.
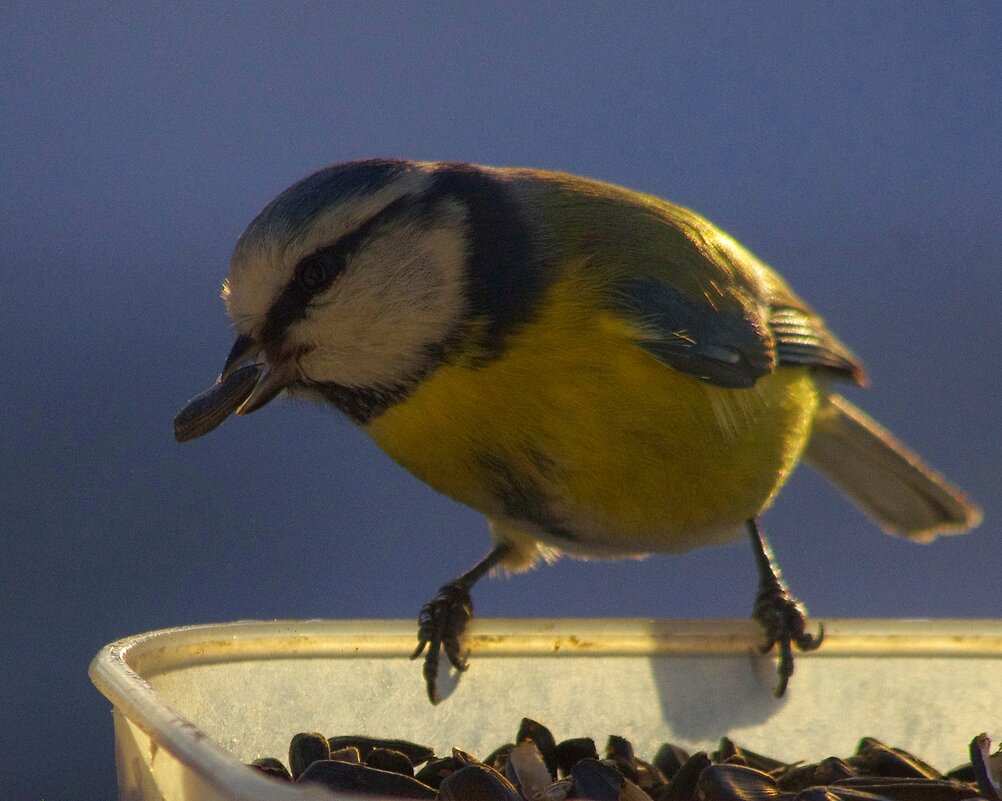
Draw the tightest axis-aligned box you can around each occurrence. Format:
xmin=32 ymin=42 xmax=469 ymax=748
xmin=806 ymin=394 xmax=982 ymax=541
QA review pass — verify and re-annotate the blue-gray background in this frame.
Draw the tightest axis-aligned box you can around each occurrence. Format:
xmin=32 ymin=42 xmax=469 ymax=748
xmin=2 ymin=4 xmax=999 ymax=798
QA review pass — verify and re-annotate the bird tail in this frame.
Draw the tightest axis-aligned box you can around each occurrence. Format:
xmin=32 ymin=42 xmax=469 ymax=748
xmin=805 ymin=394 xmax=982 ymax=541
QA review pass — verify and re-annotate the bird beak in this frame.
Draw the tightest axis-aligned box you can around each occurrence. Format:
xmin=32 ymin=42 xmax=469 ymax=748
xmin=173 ymin=333 xmax=298 ymax=442
xmin=219 ymin=334 xmax=298 ymax=416
xmin=220 ymin=333 xmax=260 ymax=381
xmin=237 ymin=360 xmax=297 ymax=415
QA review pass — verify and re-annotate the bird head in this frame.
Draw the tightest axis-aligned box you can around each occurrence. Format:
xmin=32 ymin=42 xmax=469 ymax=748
xmin=219 ymin=159 xmax=483 ymax=423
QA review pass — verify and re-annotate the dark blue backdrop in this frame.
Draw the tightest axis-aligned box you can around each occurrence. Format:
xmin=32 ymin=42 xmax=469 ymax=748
xmin=2 ymin=5 xmax=999 ymax=799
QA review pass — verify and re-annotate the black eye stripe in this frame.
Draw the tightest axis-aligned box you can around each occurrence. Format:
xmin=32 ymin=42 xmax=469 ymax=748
xmin=332 ymin=193 xmax=414 ymax=262
xmin=260 ymin=193 xmax=419 ymax=348
xmin=294 ymin=192 xmax=418 ymax=297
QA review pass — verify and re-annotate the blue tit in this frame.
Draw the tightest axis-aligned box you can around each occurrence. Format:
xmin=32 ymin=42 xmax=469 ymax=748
xmin=175 ymin=159 xmax=981 ymax=702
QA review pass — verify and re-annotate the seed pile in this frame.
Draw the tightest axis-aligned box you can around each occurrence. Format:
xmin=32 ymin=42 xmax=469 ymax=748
xmin=247 ymin=719 xmax=1002 ymax=800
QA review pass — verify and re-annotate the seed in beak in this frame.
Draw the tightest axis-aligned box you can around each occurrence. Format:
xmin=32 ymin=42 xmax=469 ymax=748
xmin=173 ymin=363 xmax=263 ymax=442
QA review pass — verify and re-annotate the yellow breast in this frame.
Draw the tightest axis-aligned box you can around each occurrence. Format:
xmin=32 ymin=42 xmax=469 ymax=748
xmin=364 ymin=268 xmax=820 ymax=557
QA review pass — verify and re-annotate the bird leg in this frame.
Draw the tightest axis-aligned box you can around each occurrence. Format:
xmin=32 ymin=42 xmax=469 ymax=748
xmin=412 ymin=542 xmax=512 ymax=704
xmin=747 ymin=518 xmax=823 ymax=697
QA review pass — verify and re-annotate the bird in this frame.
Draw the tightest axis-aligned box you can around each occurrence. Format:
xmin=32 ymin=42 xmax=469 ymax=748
xmin=175 ymin=159 xmax=981 ymax=703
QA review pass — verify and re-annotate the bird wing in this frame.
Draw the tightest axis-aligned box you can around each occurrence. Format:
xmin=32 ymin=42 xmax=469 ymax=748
xmin=608 ymin=204 xmax=865 ymax=389
xmin=767 ymin=305 xmax=865 ymax=383
xmin=612 ymin=276 xmax=775 ymax=388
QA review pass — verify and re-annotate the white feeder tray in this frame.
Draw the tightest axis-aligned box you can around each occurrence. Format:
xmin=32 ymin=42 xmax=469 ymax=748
xmin=90 ymin=618 xmax=1002 ymax=800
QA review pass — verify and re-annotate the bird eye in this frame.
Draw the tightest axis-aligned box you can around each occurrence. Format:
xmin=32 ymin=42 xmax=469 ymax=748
xmin=296 ymin=253 xmax=337 ymax=292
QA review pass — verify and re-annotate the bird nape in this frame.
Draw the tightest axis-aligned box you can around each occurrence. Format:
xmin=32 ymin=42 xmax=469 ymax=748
xmin=174 ymin=159 xmax=982 ymax=704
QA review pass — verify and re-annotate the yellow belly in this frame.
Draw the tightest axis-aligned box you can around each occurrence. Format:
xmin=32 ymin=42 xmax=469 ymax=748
xmin=365 ymin=273 xmax=820 ymax=563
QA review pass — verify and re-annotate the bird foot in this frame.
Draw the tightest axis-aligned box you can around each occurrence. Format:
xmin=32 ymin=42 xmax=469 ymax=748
xmin=752 ymin=579 xmax=823 ymax=698
xmin=411 ymin=580 xmax=474 ymax=704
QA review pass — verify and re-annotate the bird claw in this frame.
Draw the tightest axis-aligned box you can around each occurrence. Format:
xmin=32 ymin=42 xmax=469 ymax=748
xmin=411 ymin=580 xmax=475 ymax=704
xmin=753 ymin=582 xmax=823 ymax=698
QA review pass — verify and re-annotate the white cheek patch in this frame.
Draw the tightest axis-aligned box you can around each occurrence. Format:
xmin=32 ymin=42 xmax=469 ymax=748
xmin=295 ymin=209 xmax=470 ymax=389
